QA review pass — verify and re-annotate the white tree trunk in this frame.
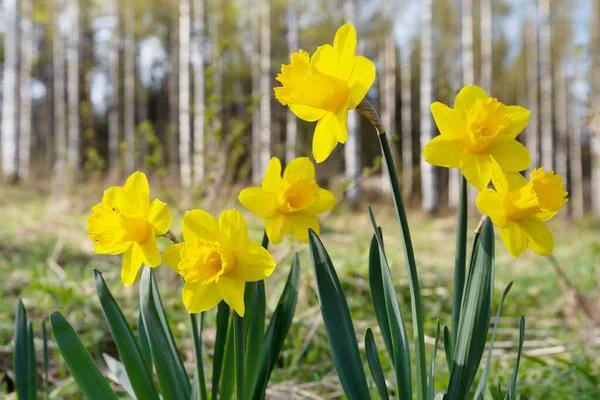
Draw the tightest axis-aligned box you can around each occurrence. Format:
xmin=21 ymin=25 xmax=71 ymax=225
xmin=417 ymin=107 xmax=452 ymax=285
xmin=539 ymin=0 xmax=553 ymax=170
xmin=19 ymin=0 xmax=33 ymax=180
xmin=480 ymin=0 xmax=492 ymax=92
xmin=123 ymin=0 xmax=135 ymax=176
xmin=67 ymin=0 xmax=80 ymax=179
xmin=209 ymin=0 xmax=222 ymax=182
xmin=285 ymin=0 xmax=298 ymax=164
xmin=568 ymin=81 xmax=584 ymax=218
xmin=554 ymin=64 xmax=568 ymax=185
xmin=179 ymin=0 xmax=192 ymax=188
xmin=2 ymin=0 xmax=18 ymax=181
xmin=380 ymin=32 xmax=396 ymax=193
xmin=590 ymin=0 xmax=600 ymax=216
xmin=250 ymin=0 xmax=261 ymax=183
xmin=258 ymin=0 xmax=271 ymax=176
xmin=400 ymin=41 xmax=412 ymax=199
xmin=526 ymin=18 xmax=539 ymax=174
xmin=192 ymin=0 xmax=205 ymax=186
xmin=53 ymin=0 xmax=67 ymax=184
xmin=420 ymin=0 xmax=438 ymax=213
xmin=461 ymin=0 xmax=474 ymax=86
xmin=108 ymin=0 xmax=120 ymax=177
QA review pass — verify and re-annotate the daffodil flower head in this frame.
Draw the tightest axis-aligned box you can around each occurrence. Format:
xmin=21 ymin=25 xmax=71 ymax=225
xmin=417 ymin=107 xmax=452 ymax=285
xmin=87 ymin=172 xmax=171 ymax=286
xmin=162 ymin=209 xmax=276 ymax=316
xmin=274 ymin=24 xmax=376 ymax=163
xmin=476 ymin=159 xmax=568 ymax=257
xmin=424 ymin=85 xmax=532 ymax=190
xmin=238 ymin=157 xmax=336 ymax=244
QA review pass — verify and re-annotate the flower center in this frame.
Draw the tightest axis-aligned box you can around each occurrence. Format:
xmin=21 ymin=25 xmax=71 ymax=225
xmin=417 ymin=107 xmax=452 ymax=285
xmin=465 ymin=98 xmax=512 ymax=152
xmin=178 ymin=240 xmax=236 ymax=284
xmin=529 ymin=168 xmax=568 ymax=211
xmin=277 ymin=175 xmax=319 ymax=213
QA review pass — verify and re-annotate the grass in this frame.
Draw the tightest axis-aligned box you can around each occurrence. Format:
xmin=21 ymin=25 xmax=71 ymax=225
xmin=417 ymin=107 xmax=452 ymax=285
xmin=1 ymin=182 xmax=599 ymax=399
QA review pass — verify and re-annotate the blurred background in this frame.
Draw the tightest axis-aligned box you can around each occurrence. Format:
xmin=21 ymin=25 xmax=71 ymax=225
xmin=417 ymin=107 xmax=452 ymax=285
xmin=1 ymin=0 xmax=599 ymax=398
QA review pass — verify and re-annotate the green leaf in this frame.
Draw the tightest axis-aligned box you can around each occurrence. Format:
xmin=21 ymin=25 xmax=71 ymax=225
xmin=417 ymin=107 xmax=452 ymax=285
xmin=219 ymin=315 xmax=236 ymax=400
xmin=365 ymin=328 xmax=389 ymax=400
xmin=42 ymin=320 xmax=50 ymax=400
xmin=14 ymin=300 xmax=30 ymax=400
xmin=252 ymin=254 xmax=300 ymax=400
xmin=308 ymin=229 xmax=370 ymax=400
xmin=138 ymin=311 xmax=152 ymax=370
xmin=506 ymin=316 xmax=525 ymax=400
xmin=443 ymin=325 xmax=453 ymax=374
xmin=367 ymin=212 xmax=411 ymax=400
xmin=475 ymin=282 xmax=513 ymax=399
xmin=103 ymin=353 xmax=136 ymax=398
xmin=244 ymin=281 xmax=265 ymax=394
xmin=447 ymin=218 xmax=495 ymax=399
xmin=212 ymin=302 xmax=231 ymax=400
xmin=140 ymin=266 xmax=190 ymax=399
xmin=452 ymin=176 xmax=468 ymax=349
xmin=27 ymin=321 xmax=37 ymax=400
xmin=95 ymin=270 xmax=159 ymax=400
xmin=190 ymin=312 xmax=208 ymax=400
xmin=427 ymin=320 xmax=441 ymax=400
xmin=49 ymin=311 xmax=118 ymax=400
xmin=234 ymin=313 xmax=245 ymax=400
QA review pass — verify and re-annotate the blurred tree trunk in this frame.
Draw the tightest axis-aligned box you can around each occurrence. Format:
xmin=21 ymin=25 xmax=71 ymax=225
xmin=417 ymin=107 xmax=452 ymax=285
xmin=539 ymin=0 xmax=553 ymax=170
xmin=344 ymin=0 xmax=361 ymax=207
xmin=420 ymin=0 xmax=438 ymax=213
xmin=285 ymin=0 xmax=298 ymax=164
xmin=124 ymin=0 xmax=135 ymax=176
xmin=53 ymin=0 xmax=67 ymax=186
xmin=380 ymin=30 xmax=396 ymax=193
xmin=526 ymin=17 xmax=539 ymax=174
xmin=554 ymin=64 xmax=568 ymax=185
xmin=19 ymin=0 xmax=33 ymax=180
xmin=2 ymin=0 xmax=18 ymax=182
xmin=250 ymin=0 xmax=261 ymax=183
xmin=168 ymin=16 xmax=179 ymax=177
xmin=67 ymin=0 xmax=80 ymax=180
xmin=259 ymin=0 xmax=271 ymax=176
xmin=209 ymin=0 xmax=223 ymax=183
xmin=590 ymin=0 xmax=600 ymax=216
xmin=480 ymin=0 xmax=492 ymax=92
xmin=179 ymin=0 xmax=192 ymax=188
xmin=400 ymin=40 xmax=412 ymax=200
xmin=568 ymin=58 xmax=584 ymax=218
xmin=108 ymin=0 xmax=120 ymax=178
xmin=192 ymin=0 xmax=205 ymax=186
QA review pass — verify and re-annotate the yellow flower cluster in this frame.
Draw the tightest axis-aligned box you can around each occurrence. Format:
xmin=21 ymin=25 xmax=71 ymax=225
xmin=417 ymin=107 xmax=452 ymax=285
xmin=424 ymin=85 xmax=568 ymax=257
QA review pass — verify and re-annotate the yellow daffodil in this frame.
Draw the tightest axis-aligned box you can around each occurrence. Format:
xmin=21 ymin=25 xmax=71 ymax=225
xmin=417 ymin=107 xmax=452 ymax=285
xmin=476 ymin=159 xmax=568 ymax=257
xmin=87 ymin=172 xmax=171 ymax=286
xmin=274 ymin=24 xmax=376 ymax=163
xmin=424 ymin=85 xmax=531 ymax=190
xmin=238 ymin=157 xmax=336 ymax=244
xmin=162 ymin=209 xmax=276 ymax=316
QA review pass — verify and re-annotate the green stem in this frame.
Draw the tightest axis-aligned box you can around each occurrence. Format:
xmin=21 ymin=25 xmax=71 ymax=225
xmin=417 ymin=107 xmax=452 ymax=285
xmin=234 ymin=313 xmax=245 ymax=400
xmin=452 ymin=175 xmax=468 ymax=351
xmin=190 ymin=313 xmax=207 ymax=400
xmin=261 ymin=230 xmax=269 ymax=250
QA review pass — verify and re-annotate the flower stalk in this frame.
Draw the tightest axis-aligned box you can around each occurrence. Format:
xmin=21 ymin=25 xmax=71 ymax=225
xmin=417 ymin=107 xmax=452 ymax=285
xmin=452 ymin=175 xmax=468 ymax=349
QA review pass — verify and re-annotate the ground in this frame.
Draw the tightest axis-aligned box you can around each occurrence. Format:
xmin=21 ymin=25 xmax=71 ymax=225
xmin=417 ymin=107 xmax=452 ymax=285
xmin=1 ymin=182 xmax=599 ymax=399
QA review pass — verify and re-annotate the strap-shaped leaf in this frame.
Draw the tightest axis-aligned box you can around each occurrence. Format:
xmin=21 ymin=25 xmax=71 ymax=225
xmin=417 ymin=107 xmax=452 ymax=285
xmin=14 ymin=300 xmax=30 ymax=400
xmin=443 ymin=325 xmax=453 ymax=374
xmin=42 ymin=320 xmax=50 ymax=399
xmin=427 ymin=320 xmax=441 ymax=399
xmin=212 ymin=301 xmax=231 ymax=399
xmin=219 ymin=315 xmax=236 ymax=400
xmin=95 ymin=270 xmax=159 ymax=400
xmin=27 ymin=321 xmax=37 ymax=399
xmin=365 ymin=328 xmax=390 ymax=400
xmin=308 ymin=229 xmax=370 ymax=400
xmin=506 ymin=316 xmax=525 ymax=400
xmin=244 ymin=280 xmax=265 ymax=394
xmin=140 ymin=266 xmax=190 ymax=399
xmin=447 ymin=218 xmax=495 ymax=399
xmin=138 ymin=311 xmax=152 ymax=370
xmin=103 ymin=353 xmax=136 ymax=398
xmin=50 ymin=312 xmax=118 ymax=400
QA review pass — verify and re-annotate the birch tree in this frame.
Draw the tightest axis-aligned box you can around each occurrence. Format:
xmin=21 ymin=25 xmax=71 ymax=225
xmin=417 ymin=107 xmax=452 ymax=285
xmin=251 ymin=0 xmax=261 ymax=183
xmin=526 ymin=17 xmax=539 ymax=174
xmin=553 ymin=64 xmax=568 ymax=185
xmin=380 ymin=28 xmax=396 ymax=193
xmin=53 ymin=0 xmax=67 ymax=184
xmin=568 ymin=77 xmax=584 ymax=218
xmin=285 ymin=0 xmax=298 ymax=164
xmin=400 ymin=41 xmax=412 ymax=199
xmin=179 ymin=0 xmax=192 ymax=188
xmin=480 ymin=0 xmax=492 ymax=92
xmin=2 ymin=0 xmax=18 ymax=182
xmin=108 ymin=0 xmax=120 ymax=177
xmin=209 ymin=0 xmax=222 ymax=181
xmin=420 ymin=0 xmax=438 ymax=212
xmin=67 ymin=0 xmax=80 ymax=178
xmin=258 ymin=0 xmax=271 ymax=176
xmin=123 ymin=0 xmax=135 ymax=176
xmin=590 ymin=0 xmax=600 ymax=216
xmin=192 ymin=0 xmax=205 ymax=186
xmin=539 ymin=0 xmax=553 ymax=170
xmin=19 ymin=0 xmax=33 ymax=180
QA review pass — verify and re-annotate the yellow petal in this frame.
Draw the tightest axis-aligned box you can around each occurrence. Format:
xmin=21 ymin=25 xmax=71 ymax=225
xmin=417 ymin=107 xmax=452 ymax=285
xmin=476 ymin=189 xmax=506 ymax=227
xmin=182 ymin=281 xmax=223 ymax=314
xmin=333 ymin=24 xmax=357 ymax=80
xmin=93 ymin=241 xmax=131 ymax=255
xmin=334 ymin=109 xmax=348 ymax=143
xmin=262 ymin=157 xmax=283 ymax=194
xmin=312 ymin=112 xmax=341 ymax=163
xmin=148 ymin=199 xmax=171 ymax=235
xmin=460 ymin=152 xmax=492 ymax=191
xmin=218 ymin=210 xmax=249 ymax=253
xmin=287 ymin=213 xmax=319 ymax=243
xmin=305 ymin=188 xmax=336 ymax=215
xmin=289 ymin=104 xmax=327 ymax=121
xmin=139 ymin=235 xmax=162 ymax=267
xmin=264 ymin=215 xmax=283 ymax=244
xmin=454 ymin=85 xmax=488 ymax=111
xmin=489 ymin=141 xmax=531 ymax=172
xmin=121 ymin=243 xmax=145 ymax=286
xmin=182 ymin=209 xmax=222 ymax=243
xmin=505 ymin=106 xmax=531 ymax=139
xmin=423 ymin=136 xmax=464 ymax=168
xmin=218 ymin=276 xmax=246 ymax=316
xmin=238 ymin=187 xmax=277 ymax=218
xmin=123 ymin=171 xmax=150 ymax=213
xmin=102 ymin=186 xmax=121 ymax=205
xmin=348 ymin=55 xmax=376 ymax=109
xmin=311 ymin=44 xmax=336 ymax=77
xmin=233 ymin=242 xmax=276 ymax=282
xmin=284 ymin=157 xmax=315 ymax=180
xmin=162 ymin=243 xmax=184 ymax=273
xmin=430 ymin=102 xmax=464 ymax=139
xmin=518 ymin=217 xmax=554 ymax=256
xmin=498 ymin=220 xmax=528 ymax=257
xmin=489 ymin=157 xmax=510 ymax=195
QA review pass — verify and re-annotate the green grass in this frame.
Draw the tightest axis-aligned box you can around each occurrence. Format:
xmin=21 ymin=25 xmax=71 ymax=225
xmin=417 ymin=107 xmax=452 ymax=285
xmin=1 ymin=183 xmax=599 ymax=399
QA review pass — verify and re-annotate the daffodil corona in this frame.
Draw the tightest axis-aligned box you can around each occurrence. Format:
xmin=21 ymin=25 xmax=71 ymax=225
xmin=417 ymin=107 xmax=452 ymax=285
xmin=87 ymin=172 xmax=171 ymax=286
xmin=274 ymin=24 xmax=376 ymax=163
xmin=238 ymin=157 xmax=336 ymax=244
xmin=424 ymin=85 xmax=531 ymax=190
xmin=476 ymin=160 xmax=568 ymax=257
xmin=162 ymin=209 xmax=276 ymax=316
